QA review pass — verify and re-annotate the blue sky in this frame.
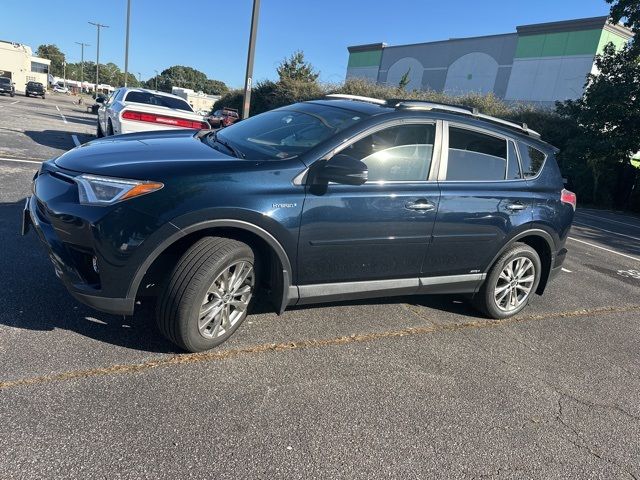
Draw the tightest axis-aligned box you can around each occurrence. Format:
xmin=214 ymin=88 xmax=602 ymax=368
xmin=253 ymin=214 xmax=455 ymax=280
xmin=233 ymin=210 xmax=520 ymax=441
xmin=0 ymin=0 xmax=610 ymax=88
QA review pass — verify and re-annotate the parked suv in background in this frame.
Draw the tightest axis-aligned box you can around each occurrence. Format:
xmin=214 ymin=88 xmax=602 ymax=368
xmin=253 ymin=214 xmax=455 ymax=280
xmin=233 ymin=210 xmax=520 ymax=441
xmin=0 ymin=76 xmax=15 ymax=97
xmin=23 ymin=94 xmax=576 ymax=352
xmin=25 ymin=81 xmax=45 ymax=98
xmin=208 ymin=107 xmax=240 ymax=128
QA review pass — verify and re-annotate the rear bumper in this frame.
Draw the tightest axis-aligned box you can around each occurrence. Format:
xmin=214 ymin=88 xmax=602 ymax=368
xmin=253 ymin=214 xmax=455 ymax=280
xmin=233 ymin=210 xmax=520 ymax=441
xmin=548 ymin=247 xmax=568 ymax=283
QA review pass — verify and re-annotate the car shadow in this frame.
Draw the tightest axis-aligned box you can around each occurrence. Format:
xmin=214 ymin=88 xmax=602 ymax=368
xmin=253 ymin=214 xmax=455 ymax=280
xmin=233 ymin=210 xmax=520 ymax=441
xmin=23 ymin=130 xmax=93 ymax=151
xmin=0 ymin=199 xmax=178 ymax=354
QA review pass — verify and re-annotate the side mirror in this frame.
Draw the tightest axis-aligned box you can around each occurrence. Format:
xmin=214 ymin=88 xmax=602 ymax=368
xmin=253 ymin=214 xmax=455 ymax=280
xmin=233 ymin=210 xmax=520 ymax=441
xmin=316 ymin=154 xmax=368 ymax=186
xmin=96 ymin=97 xmax=105 ymax=104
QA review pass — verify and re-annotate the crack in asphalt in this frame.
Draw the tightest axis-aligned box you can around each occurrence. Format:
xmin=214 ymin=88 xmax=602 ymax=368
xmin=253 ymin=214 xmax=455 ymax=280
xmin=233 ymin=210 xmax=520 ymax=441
xmin=556 ymin=396 xmax=639 ymax=480
xmin=1 ymin=303 xmax=639 ymax=391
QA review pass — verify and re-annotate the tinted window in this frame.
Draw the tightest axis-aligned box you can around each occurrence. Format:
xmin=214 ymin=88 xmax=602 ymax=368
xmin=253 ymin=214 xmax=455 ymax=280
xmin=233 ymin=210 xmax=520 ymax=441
xmin=518 ymin=143 xmax=546 ymax=178
xmin=0 ymin=77 xmax=10 ymax=85
xmin=215 ymin=103 xmax=366 ymax=159
xmin=446 ymin=127 xmax=507 ymax=181
xmin=507 ymin=141 xmax=522 ymax=180
xmin=343 ymin=124 xmax=435 ymax=182
xmin=125 ymin=91 xmax=192 ymax=112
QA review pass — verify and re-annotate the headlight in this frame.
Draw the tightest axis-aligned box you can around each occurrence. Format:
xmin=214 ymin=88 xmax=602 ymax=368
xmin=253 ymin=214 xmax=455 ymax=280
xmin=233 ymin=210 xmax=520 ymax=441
xmin=75 ymin=174 xmax=163 ymax=205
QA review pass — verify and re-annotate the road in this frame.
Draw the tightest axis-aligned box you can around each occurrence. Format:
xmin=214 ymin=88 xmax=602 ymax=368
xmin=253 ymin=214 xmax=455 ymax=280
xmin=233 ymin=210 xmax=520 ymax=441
xmin=0 ymin=96 xmax=639 ymax=479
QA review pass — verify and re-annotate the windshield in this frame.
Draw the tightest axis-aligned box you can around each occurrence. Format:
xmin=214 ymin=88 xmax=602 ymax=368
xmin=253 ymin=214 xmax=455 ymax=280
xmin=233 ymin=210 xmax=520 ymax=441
xmin=214 ymin=103 xmax=367 ymax=159
xmin=0 ymin=78 xmax=10 ymax=84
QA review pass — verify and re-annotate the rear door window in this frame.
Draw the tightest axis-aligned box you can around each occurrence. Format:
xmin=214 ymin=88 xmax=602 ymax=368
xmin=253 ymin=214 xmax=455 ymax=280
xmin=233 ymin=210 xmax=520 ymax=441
xmin=446 ymin=127 xmax=507 ymax=181
xmin=518 ymin=143 xmax=546 ymax=178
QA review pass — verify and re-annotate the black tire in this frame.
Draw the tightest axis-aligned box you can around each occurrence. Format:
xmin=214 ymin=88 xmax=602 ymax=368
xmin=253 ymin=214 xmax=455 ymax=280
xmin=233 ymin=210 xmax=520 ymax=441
xmin=24 ymin=92 xmax=29 ymax=97
xmin=10 ymin=92 xmax=14 ymax=97
xmin=474 ymin=243 xmax=541 ymax=319
xmin=107 ymin=119 xmax=114 ymax=136
xmin=156 ymin=237 xmax=257 ymax=352
xmin=96 ymin=121 xmax=104 ymax=138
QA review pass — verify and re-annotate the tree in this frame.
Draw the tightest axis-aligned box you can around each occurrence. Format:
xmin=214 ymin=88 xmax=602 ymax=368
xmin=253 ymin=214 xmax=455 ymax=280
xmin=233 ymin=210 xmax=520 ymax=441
xmin=35 ymin=44 xmax=65 ymax=77
xmin=276 ymin=51 xmax=319 ymax=82
xmin=398 ymin=69 xmax=411 ymax=90
xmin=150 ymin=66 xmax=228 ymax=95
xmin=556 ymin=0 xmax=640 ymax=206
xmin=607 ymin=0 xmax=640 ymax=54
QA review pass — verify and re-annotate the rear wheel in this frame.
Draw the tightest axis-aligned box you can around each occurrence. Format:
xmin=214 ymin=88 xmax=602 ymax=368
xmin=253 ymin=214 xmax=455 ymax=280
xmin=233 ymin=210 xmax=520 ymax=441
xmin=24 ymin=92 xmax=29 ymax=97
xmin=474 ymin=243 xmax=541 ymax=319
xmin=156 ymin=237 xmax=256 ymax=352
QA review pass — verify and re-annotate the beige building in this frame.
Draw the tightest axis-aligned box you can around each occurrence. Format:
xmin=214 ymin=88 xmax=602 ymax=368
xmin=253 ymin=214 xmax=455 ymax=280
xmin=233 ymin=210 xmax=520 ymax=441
xmin=172 ymin=87 xmax=221 ymax=114
xmin=0 ymin=40 xmax=51 ymax=93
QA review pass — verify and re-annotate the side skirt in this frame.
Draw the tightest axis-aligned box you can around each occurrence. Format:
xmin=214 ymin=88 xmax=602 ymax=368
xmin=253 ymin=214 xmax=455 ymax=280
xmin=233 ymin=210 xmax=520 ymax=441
xmin=288 ymin=273 xmax=486 ymax=307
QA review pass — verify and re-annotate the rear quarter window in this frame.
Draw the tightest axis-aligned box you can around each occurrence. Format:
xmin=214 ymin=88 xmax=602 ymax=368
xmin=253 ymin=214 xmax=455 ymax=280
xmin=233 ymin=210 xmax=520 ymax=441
xmin=517 ymin=143 xmax=546 ymax=178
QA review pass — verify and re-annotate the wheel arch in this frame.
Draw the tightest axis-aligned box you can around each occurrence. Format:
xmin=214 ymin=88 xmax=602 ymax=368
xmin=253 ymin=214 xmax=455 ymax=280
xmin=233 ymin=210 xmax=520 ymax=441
xmin=484 ymin=228 xmax=556 ymax=295
xmin=128 ymin=219 xmax=294 ymax=314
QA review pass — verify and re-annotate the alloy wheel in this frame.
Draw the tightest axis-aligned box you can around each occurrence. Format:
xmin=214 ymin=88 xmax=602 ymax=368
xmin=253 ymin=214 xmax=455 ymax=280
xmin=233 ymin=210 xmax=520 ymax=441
xmin=494 ymin=256 xmax=535 ymax=312
xmin=198 ymin=260 xmax=254 ymax=339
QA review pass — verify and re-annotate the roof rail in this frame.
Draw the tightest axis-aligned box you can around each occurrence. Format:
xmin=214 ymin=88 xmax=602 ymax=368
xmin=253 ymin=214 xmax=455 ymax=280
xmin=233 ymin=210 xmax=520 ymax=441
xmin=325 ymin=94 xmax=387 ymax=106
xmin=394 ymin=100 xmax=540 ymax=139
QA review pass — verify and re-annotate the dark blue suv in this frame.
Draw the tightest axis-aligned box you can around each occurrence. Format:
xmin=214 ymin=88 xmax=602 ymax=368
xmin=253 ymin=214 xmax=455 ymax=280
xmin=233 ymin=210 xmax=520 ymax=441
xmin=23 ymin=95 xmax=576 ymax=352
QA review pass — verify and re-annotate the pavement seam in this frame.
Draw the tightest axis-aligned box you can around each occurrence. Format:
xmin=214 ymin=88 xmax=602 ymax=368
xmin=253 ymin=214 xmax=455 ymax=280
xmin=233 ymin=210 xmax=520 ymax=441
xmin=1 ymin=303 xmax=639 ymax=390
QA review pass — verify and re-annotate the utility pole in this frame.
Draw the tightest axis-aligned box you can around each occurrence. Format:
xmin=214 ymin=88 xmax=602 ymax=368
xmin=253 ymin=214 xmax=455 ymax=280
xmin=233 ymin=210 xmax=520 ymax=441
xmin=137 ymin=72 xmax=141 ymax=84
xmin=75 ymin=42 xmax=90 ymax=92
xmin=89 ymin=21 xmax=109 ymax=97
xmin=242 ymin=0 xmax=260 ymax=119
xmin=63 ymin=61 xmax=66 ymax=88
xmin=124 ymin=0 xmax=131 ymax=86
xmin=154 ymin=69 xmax=159 ymax=90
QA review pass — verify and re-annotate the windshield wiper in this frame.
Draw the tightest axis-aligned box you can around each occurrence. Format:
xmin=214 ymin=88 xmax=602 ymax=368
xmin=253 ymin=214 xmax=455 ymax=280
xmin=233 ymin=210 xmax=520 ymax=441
xmin=207 ymin=131 xmax=245 ymax=159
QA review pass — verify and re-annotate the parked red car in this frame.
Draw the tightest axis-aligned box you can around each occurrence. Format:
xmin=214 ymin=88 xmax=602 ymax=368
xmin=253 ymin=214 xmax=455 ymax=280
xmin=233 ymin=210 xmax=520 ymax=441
xmin=208 ymin=107 xmax=239 ymax=128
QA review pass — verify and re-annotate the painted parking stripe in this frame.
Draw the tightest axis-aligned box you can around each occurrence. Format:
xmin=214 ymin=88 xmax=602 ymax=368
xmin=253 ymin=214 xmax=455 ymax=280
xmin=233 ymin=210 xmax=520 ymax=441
xmin=10 ymin=100 xmax=20 ymax=105
xmin=573 ymin=221 xmax=640 ymax=242
xmin=568 ymin=237 xmax=640 ymax=262
xmin=0 ymin=157 xmax=42 ymax=165
xmin=576 ymin=211 xmax=640 ymax=230
xmin=71 ymin=134 xmax=80 ymax=147
xmin=561 ymin=268 xmax=572 ymax=273
xmin=55 ymin=105 xmax=68 ymax=124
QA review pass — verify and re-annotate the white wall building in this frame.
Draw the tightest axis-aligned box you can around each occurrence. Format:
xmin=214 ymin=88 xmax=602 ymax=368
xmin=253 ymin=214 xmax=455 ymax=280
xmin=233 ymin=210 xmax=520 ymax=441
xmin=172 ymin=87 xmax=221 ymax=114
xmin=0 ymin=40 xmax=51 ymax=92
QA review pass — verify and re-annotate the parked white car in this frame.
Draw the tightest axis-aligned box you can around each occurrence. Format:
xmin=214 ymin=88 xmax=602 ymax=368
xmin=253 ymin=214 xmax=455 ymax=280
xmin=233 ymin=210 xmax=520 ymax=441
xmin=96 ymin=88 xmax=210 ymax=137
xmin=53 ymin=85 xmax=69 ymax=94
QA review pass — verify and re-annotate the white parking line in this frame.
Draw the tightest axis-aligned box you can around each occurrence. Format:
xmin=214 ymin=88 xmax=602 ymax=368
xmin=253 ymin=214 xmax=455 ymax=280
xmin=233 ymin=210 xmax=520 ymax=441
xmin=561 ymin=268 xmax=572 ymax=273
xmin=576 ymin=211 xmax=640 ymax=230
xmin=573 ymin=221 xmax=640 ymax=242
xmin=568 ymin=237 xmax=640 ymax=262
xmin=0 ymin=157 xmax=42 ymax=165
xmin=71 ymin=135 xmax=80 ymax=147
xmin=10 ymin=100 xmax=20 ymax=105
xmin=55 ymin=105 xmax=68 ymax=124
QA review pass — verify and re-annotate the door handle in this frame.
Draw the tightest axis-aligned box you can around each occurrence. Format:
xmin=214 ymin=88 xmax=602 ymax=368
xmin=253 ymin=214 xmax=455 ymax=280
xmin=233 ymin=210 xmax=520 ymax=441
xmin=405 ymin=200 xmax=436 ymax=212
xmin=506 ymin=203 xmax=526 ymax=211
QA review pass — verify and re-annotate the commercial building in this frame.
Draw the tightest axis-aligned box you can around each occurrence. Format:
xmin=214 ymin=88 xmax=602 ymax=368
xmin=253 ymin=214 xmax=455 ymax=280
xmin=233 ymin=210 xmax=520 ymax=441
xmin=0 ymin=40 xmax=51 ymax=92
xmin=171 ymin=87 xmax=221 ymax=115
xmin=346 ymin=16 xmax=633 ymax=106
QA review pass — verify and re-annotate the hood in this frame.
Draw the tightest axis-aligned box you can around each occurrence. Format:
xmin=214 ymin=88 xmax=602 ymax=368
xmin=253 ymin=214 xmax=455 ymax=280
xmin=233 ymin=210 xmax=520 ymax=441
xmin=54 ymin=130 xmax=240 ymax=178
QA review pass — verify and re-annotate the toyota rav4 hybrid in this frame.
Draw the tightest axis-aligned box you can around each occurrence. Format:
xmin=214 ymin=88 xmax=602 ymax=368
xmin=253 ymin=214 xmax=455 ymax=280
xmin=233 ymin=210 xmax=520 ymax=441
xmin=23 ymin=95 xmax=576 ymax=352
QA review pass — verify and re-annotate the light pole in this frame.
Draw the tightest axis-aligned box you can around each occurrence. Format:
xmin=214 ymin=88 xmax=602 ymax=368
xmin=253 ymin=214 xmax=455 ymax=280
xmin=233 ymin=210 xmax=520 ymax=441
xmin=63 ymin=61 xmax=66 ymax=88
xmin=154 ymin=69 xmax=158 ymax=90
xmin=89 ymin=21 xmax=109 ymax=97
xmin=137 ymin=72 xmax=141 ymax=84
xmin=242 ymin=0 xmax=260 ymax=119
xmin=75 ymin=42 xmax=90 ymax=93
xmin=124 ymin=0 xmax=131 ymax=86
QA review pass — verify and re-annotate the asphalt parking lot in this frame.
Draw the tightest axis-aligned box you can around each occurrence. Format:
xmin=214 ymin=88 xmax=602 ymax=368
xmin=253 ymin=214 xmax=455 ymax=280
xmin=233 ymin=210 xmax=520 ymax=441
xmin=1 ymin=96 xmax=639 ymax=479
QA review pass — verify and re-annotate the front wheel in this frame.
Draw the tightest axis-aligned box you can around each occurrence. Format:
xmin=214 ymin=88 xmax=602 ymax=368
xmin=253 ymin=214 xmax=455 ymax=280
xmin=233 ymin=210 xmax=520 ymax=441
xmin=156 ymin=237 xmax=256 ymax=352
xmin=474 ymin=243 xmax=541 ymax=319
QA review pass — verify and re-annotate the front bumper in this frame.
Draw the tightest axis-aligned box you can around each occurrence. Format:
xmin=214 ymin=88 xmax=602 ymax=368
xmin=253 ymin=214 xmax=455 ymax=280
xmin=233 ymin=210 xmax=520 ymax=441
xmin=23 ymin=194 xmax=136 ymax=315
xmin=22 ymin=162 xmax=181 ymax=315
